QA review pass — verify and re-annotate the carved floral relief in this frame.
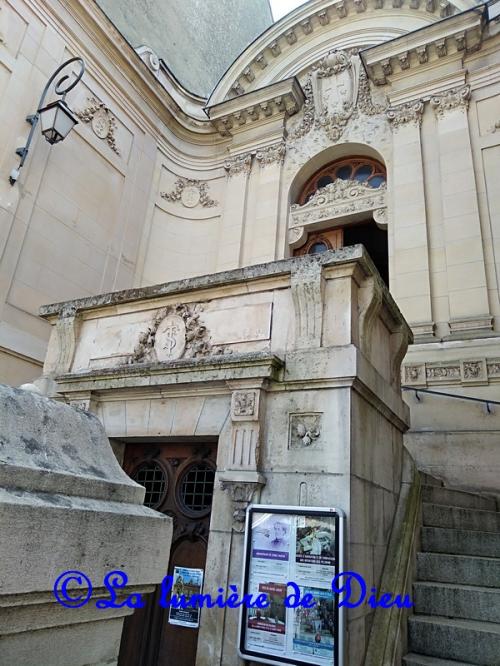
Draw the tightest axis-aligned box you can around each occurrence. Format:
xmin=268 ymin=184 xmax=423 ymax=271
xmin=160 ymin=178 xmax=218 ymax=208
xmin=127 ymin=303 xmax=225 ymax=365
xmin=76 ymin=97 xmax=120 ymax=155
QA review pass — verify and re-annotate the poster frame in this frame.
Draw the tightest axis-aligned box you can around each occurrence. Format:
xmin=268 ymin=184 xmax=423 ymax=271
xmin=237 ymin=504 xmax=345 ymax=666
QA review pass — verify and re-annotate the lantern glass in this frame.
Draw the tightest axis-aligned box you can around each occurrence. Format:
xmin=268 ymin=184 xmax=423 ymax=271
xmin=39 ymin=100 xmax=78 ymax=145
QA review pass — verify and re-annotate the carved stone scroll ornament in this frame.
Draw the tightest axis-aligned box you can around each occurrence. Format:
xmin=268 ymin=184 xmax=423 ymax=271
xmin=75 ymin=97 xmax=120 ymax=155
xmin=430 ymin=85 xmax=471 ymax=117
xmin=386 ymin=100 xmax=424 ymax=129
xmin=223 ymin=153 xmax=253 ymax=177
xmin=52 ymin=304 xmax=81 ymax=376
xmin=127 ymin=303 xmax=225 ymax=365
xmin=291 ymin=259 xmax=325 ymax=349
xmin=219 ymin=478 xmax=265 ymax=531
xmin=160 ymin=178 xmax=218 ymax=208
xmin=373 ymin=207 xmax=388 ymax=229
xmin=135 ymin=45 xmax=160 ymax=75
xmin=255 ymin=142 xmax=286 ymax=167
xmin=288 ymin=226 xmax=306 ymax=248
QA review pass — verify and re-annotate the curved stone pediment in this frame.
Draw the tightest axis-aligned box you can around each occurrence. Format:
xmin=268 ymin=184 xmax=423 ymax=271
xmin=207 ymin=0 xmax=475 ymax=106
xmin=290 ymin=179 xmax=387 ymax=227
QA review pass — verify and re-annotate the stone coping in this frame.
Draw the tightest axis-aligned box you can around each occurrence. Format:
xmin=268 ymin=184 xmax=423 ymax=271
xmin=39 ymin=246 xmax=405 ymax=329
xmin=56 ymin=351 xmax=285 ymax=384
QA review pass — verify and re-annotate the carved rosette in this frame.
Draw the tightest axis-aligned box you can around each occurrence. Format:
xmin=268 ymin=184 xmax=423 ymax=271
xmin=255 ymin=142 xmax=286 ymax=167
xmin=76 ymin=97 xmax=120 ymax=155
xmin=127 ymin=303 xmax=225 ymax=365
xmin=386 ymin=100 xmax=424 ymax=129
xmin=160 ymin=178 xmax=218 ymax=208
xmin=224 ymin=153 xmax=253 ymax=177
xmin=430 ymin=85 xmax=471 ymax=117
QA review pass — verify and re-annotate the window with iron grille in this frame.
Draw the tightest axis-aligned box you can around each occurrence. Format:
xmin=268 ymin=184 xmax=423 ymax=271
xmin=132 ymin=461 xmax=167 ymax=509
xmin=178 ymin=462 xmax=215 ymax=515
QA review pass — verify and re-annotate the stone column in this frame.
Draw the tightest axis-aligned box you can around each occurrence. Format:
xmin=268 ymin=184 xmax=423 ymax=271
xmin=215 ymin=153 xmax=252 ymax=272
xmin=430 ymin=85 xmax=492 ymax=337
xmin=387 ymin=100 xmax=434 ymax=341
xmin=249 ymin=142 xmax=286 ymax=264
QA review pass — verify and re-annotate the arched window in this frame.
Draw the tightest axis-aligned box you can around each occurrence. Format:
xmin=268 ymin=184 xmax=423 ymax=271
xmin=293 ymin=156 xmax=388 ymax=284
xmin=298 ymin=157 xmax=386 ymax=205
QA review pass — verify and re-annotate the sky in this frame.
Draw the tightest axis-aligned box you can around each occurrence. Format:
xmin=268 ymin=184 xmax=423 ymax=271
xmin=270 ymin=0 xmax=307 ymax=20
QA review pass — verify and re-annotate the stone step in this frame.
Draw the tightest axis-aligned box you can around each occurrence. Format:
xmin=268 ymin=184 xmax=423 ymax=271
xmin=413 ymin=581 xmax=500 ymax=623
xmin=403 ymin=653 xmax=477 ymax=666
xmin=422 ymin=486 xmax=497 ymax=512
xmin=422 ymin=503 xmax=500 ymax=533
xmin=421 ymin=527 xmax=500 ymax=558
xmin=417 ymin=552 xmax=500 ymax=588
xmin=408 ymin=615 xmax=500 ymax=665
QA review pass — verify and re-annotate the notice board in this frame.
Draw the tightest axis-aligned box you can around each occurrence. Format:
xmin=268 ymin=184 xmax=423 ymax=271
xmin=238 ymin=505 xmax=345 ymax=666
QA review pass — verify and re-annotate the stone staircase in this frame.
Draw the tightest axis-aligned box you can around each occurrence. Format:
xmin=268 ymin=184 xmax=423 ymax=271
xmin=403 ymin=475 xmax=500 ymax=666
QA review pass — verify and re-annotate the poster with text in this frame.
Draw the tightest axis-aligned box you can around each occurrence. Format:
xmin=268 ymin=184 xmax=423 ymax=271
xmin=250 ymin=513 xmax=292 ymax=579
xmin=168 ymin=566 xmax=204 ymax=628
xmin=246 ymin=582 xmax=288 ymax=654
xmin=239 ymin=506 xmax=342 ymax=666
xmin=292 ymin=587 xmax=335 ymax=660
xmin=295 ymin=516 xmax=336 ymax=588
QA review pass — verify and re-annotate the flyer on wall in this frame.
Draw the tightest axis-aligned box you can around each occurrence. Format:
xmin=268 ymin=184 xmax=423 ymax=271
xmin=168 ymin=566 xmax=204 ymax=628
xmin=241 ymin=507 xmax=341 ymax=666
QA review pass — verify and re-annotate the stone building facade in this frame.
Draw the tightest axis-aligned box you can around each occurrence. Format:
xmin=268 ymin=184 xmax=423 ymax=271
xmin=1 ymin=0 xmax=500 ymax=663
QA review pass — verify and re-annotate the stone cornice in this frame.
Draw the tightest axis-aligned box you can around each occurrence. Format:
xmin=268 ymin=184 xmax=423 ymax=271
xmin=208 ymin=0 xmax=469 ymax=104
xmin=40 ymin=246 xmax=389 ymax=318
xmin=54 ymin=352 xmax=286 ymax=392
xmin=205 ymin=78 xmax=305 ymax=137
xmin=361 ymin=5 xmax=487 ymax=84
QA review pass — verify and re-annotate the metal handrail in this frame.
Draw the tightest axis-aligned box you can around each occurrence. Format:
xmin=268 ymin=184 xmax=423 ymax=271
xmin=401 ymin=385 xmax=500 ymax=413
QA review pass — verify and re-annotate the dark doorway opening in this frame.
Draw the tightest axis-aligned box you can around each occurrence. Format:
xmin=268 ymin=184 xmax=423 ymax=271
xmin=343 ymin=220 xmax=389 ymax=285
xmin=118 ymin=440 xmax=217 ymax=666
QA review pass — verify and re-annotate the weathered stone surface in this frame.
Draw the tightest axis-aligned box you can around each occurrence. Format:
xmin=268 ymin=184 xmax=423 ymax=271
xmin=0 ymin=384 xmax=172 ymax=665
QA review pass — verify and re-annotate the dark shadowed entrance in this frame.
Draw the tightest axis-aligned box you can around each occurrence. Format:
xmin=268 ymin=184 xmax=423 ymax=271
xmin=118 ymin=440 xmax=217 ymax=666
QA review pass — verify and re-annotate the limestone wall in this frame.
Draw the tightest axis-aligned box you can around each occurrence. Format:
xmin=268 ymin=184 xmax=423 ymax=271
xmin=37 ymin=247 xmax=411 ymax=665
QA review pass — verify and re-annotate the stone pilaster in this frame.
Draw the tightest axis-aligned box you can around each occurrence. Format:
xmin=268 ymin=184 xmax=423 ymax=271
xmin=430 ymin=85 xmax=492 ymax=337
xmin=248 ymin=141 xmax=286 ymax=264
xmin=387 ymin=100 xmax=435 ymax=341
xmin=215 ymin=153 xmax=253 ymax=271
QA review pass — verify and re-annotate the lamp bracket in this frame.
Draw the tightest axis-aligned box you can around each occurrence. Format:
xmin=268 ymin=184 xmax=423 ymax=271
xmin=15 ymin=147 xmax=28 ymax=158
xmin=26 ymin=114 xmax=37 ymax=125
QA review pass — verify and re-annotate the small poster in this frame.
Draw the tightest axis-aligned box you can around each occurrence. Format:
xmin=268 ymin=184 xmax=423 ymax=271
xmin=168 ymin=566 xmax=204 ymax=628
xmin=239 ymin=505 xmax=344 ymax=666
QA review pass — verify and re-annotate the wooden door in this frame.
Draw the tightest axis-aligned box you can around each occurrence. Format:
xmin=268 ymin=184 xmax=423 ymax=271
xmin=118 ymin=441 xmax=217 ymax=666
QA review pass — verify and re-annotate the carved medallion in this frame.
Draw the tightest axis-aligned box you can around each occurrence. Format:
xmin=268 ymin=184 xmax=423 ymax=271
xmin=181 ymin=186 xmax=201 ymax=208
xmin=155 ymin=314 xmax=186 ymax=361
xmin=91 ymin=107 xmax=111 ymax=139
